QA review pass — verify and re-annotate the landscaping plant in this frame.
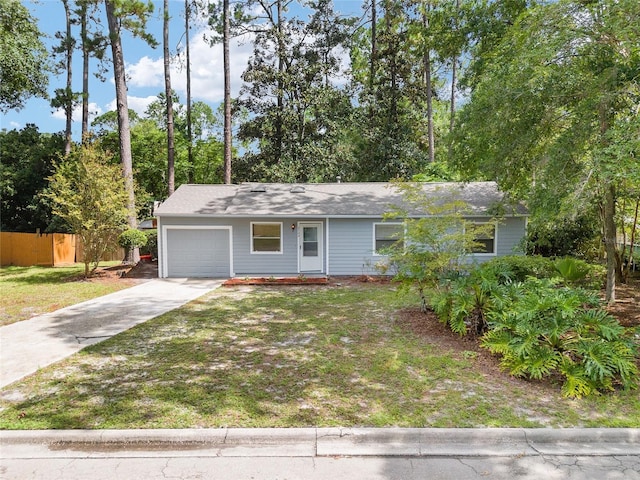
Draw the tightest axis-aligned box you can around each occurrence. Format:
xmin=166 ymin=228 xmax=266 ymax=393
xmin=118 ymin=228 xmax=148 ymax=263
xmin=429 ymin=257 xmax=638 ymax=397
xmin=482 ymin=278 xmax=638 ymax=398
xmin=45 ymin=143 xmax=130 ymax=277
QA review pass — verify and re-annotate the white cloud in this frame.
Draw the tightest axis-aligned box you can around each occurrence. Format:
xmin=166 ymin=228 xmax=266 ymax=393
xmin=52 ymin=102 xmax=104 ymax=123
xmin=9 ymin=121 xmax=21 ymax=129
xmin=127 ymin=56 xmax=164 ymax=88
xmin=126 ymin=28 xmax=254 ymax=103
xmin=106 ymin=95 xmax=159 ymax=117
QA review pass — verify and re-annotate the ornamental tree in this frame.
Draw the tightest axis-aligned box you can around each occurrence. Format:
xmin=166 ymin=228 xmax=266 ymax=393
xmin=45 ymin=142 xmax=130 ymax=277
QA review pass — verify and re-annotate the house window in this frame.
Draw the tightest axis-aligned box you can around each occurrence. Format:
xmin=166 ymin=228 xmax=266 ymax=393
xmin=374 ymin=223 xmax=404 ymax=255
xmin=251 ymin=222 xmax=282 ymax=253
xmin=470 ymin=222 xmax=496 ymax=254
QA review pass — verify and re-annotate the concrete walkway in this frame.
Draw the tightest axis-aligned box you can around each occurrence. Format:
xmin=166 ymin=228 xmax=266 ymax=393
xmin=0 ymin=278 xmax=222 ymax=388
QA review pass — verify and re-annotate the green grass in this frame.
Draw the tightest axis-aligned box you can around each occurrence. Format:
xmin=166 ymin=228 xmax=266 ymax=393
xmin=0 ymin=283 xmax=638 ymax=429
xmin=0 ymin=264 xmax=134 ymax=326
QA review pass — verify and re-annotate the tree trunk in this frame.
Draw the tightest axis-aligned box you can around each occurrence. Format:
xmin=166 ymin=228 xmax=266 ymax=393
xmin=275 ymin=0 xmax=284 ymax=162
xmin=223 ymin=0 xmax=232 ymax=184
xmin=603 ymin=182 xmax=617 ymax=304
xmin=105 ymin=0 xmax=139 ymax=262
xmin=423 ymin=8 xmax=434 ymax=164
xmin=449 ymin=0 xmax=459 ymax=140
xmin=81 ymin=1 xmax=90 ymax=141
xmin=63 ymin=0 xmax=73 ymax=156
xmin=185 ymin=0 xmax=194 ymax=183
xmin=164 ymin=0 xmax=175 ymax=196
xmin=370 ymin=0 xmax=376 ymax=92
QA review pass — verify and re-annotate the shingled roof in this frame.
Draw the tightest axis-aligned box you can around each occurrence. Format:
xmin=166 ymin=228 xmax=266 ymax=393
xmin=154 ymin=182 xmax=528 ymax=217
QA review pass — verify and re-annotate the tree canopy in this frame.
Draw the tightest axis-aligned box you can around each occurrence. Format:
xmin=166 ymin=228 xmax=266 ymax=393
xmin=452 ymin=0 xmax=640 ymax=302
xmin=0 ymin=0 xmax=50 ymax=111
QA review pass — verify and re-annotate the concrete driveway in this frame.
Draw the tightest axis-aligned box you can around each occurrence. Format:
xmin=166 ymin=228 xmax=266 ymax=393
xmin=0 ymin=278 xmax=222 ymax=389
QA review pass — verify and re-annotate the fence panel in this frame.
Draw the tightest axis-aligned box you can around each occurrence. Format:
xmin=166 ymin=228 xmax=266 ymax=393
xmin=53 ymin=233 xmax=76 ymax=265
xmin=1 ymin=232 xmax=123 ymax=267
xmin=0 ymin=232 xmax=54 ymax=266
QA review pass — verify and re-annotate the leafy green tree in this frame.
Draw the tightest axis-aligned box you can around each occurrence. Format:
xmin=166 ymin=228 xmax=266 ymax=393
xmin=93 ymin=95 xmax=224 ymax=200
xmin=382 ymin=181 xmax=492 ymax=312
xmin=0 ymin=0 xmax=50 ymax=111
xmin=45 ymin=142 xmax=130 ymax=277
xmin=452 ymin=0 xmax=640 ymax=303
xmin=162 ymin=0 xmax=176 ymax=195
xmin=349 ymin=0 xmax=457 ymax=180
xmin=235 ymin=0 xmax=356 ymax=182
xmin=0 ymin=126 xmax=66 ymax=232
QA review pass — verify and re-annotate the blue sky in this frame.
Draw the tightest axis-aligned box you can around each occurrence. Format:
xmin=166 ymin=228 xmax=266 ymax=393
xmin=1 ymin=0 xmax=364 ymax=140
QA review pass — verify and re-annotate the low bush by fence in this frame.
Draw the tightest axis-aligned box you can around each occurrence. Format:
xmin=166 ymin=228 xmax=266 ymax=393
xmin=0 ymin=232 xmax=124 ymax=267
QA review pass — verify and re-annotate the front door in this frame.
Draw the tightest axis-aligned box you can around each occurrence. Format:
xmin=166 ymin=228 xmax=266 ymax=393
xmin=299 ymin=222 xmax=323 ymax=272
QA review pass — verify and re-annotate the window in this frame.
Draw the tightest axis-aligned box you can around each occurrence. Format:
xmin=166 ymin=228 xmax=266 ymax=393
xmin=470 ymin=222 xmax=496 ymax=254
xmin=251 ymin=222 xmax=282 ymax=253
xmin=374 ymin=223 xmax=404 ymax=255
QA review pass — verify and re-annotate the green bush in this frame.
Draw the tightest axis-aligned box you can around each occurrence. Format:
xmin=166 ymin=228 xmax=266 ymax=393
xmin=118 ymin=229 xmax=148 ymax=250
xmin=482 ymin=278 xmax=637 ymax=398
xmin=429 ymin=261 xmax=637 ymax=398
xmin=480 ymin=255 xmax=556 ymax=282
xmin=431 ymin=266 xmax=511 ymax=336
xmin=118 ymin=229 xmax=147 ymax=263
xmin=140 ymin=230 xmax=158 ymax=258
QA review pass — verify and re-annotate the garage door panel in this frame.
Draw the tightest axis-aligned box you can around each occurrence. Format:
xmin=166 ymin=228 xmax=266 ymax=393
xmin=166 ymin=229 xmax=230 ymax=277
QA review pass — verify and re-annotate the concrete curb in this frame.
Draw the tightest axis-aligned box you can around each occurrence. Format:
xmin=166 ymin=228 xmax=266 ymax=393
xmin=2 ymin=428 xmax=638 ymax=459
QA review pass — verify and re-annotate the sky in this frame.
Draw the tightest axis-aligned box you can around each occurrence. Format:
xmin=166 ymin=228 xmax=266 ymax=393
xmin=1 ymin=0 xmax=365 ymax=140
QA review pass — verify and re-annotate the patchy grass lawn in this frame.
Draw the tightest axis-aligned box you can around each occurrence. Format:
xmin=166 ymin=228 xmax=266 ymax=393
xmin=0 ymin=264 xmax=138 ymax=326
xmin=0 ymin=282 xmax=638 ymax=429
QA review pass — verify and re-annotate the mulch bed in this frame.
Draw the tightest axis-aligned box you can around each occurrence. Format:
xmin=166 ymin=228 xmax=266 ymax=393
xmin=223 ymin=277 xmax=329 ymax=286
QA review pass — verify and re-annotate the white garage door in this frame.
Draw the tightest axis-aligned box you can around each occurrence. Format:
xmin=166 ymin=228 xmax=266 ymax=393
xmin=166 ymin=228 xmax=230 ymax=278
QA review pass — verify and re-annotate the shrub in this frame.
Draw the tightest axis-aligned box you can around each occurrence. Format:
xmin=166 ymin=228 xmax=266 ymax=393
xmin=140 ymin=230 xmax=158 ymax=259
xmin=429 ymin=262 xmax=637 ymax=397
xmin=118 ymin=229 xmax=147 ymax=262
xmin=554 ymin=257 xmax=590 ymax=283
xmin=431 ymin=266 xmax=510 ymax=336
xmin=480 ymin=255 xmax=556 ymax=282
xmin=481 ymin=278 xmax=638 ymax=398
xmin=118 ymin=228 xmax=147 ymax=250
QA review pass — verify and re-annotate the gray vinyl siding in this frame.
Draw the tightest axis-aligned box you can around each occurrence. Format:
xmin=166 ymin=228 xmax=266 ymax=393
xmin=328 ymin=219 xmax=381 ymax=276
xmin=496 ymin=216 xmax=526 ymax=256
xmin=327 ymin=216 xmax=527 ymax=275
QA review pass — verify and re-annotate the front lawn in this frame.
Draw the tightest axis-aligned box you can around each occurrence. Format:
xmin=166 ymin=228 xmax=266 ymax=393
xmin=0 ymin=264 xmax=137 ymax=326
xmin=1 ymin=282 xmax=638 ymax=429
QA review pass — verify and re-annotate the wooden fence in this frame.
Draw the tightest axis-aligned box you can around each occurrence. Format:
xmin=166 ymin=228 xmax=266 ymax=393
xmin=0 ymin=232 xmax=124 ymax=267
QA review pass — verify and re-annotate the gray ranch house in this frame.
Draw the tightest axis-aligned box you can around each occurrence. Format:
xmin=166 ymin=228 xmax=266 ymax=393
xmin=153 ymin=182 xmax=528 ymax=278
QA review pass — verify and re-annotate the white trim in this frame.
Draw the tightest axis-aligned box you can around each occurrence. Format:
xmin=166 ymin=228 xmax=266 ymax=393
xmin=467 ymin=220 xmax=498 ymax=256
xmin=250 ymin=221 xmax=283 ymax=255
xmin=325 ymin=217 xmax=330 ymax=276
xmin=372 ymin=222 xmax=404 ymax=257
xmin=298 ymin=221 xmax=324 ymax=273
xmin=160 ymin=225 xmax=234 ymax=278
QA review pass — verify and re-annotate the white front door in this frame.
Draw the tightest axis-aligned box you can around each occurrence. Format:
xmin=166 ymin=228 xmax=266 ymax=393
xmin=299 ymin=222 xmax=323 ymax=272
